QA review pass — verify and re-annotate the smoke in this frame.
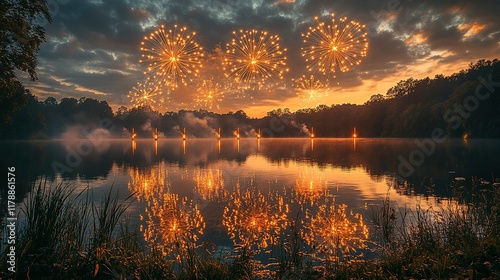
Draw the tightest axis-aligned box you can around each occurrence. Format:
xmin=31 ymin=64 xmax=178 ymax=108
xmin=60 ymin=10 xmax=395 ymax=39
xmin=60 ymin=125 xmax=111 ymax=140
xmin=123 ymin=127 xmax=131 ymax=137
xmin=60 ymin=125 xmax=86 ymax=140
xmin=290 ymin=120 xmax=311 ymax=136
xmin=300 ymin=123 xmax=311 ymax=136
xmin=172 ymin=125 xmax=182 ymax=136
xmin=246 ymin=128 xmax=258 ymax=137
xmin=59 ymin=125 xmax=112 ymax=152
xmin=87 ymin=128 xmax=112 ymax=141
xmin=141 ymin=120 xmax=153 ymax=132
xmin=140 ymin=119 xmax=165 ymax=138
xmin=180 ymin=112 xmax=217 ymax=138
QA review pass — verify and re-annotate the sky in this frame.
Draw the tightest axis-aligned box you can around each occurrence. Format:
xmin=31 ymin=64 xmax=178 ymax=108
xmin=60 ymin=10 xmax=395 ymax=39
xmin=22 ymin=0 xmax=500 ymax=117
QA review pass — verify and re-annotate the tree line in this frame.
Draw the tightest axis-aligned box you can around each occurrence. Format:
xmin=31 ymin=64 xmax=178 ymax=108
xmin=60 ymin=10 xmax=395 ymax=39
xmin=1 ymin=59 xmax=499 ymax=139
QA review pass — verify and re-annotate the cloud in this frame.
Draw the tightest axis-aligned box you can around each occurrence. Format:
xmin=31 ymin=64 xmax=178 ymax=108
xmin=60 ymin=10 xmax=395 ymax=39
xmin=22 ymin=0 xmax=500 ymax=117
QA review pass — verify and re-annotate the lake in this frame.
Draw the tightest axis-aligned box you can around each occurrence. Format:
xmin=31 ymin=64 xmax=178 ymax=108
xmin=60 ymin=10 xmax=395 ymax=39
xmin=2 ymin=138 xmax=500 ymax=261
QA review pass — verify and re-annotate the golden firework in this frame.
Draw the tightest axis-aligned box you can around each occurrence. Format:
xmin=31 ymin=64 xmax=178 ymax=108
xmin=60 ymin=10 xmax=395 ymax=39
xmin=140 ymin=24 xmax=204 ymax=89
xmin=302 ymin=14 xmax=368 ymax=77
xmin=293 ymin=75 xmax=328 ymax=104
xmin=222 ymin=184 xmax=289 ymax=250
xmin=294 ymin=168 xmax=328 ymax=205
xmin=128 ymin=164 xmax=169 ymax=202
xmin=143 ymin=193 xmax=205 ymax=252
xmin=194 ymin=168 xmax=227 ymax=202
xmin=302 ymin=202 xmax=369 ymax=262
xmin=195 ymin=79 xmax=224 ymax=110
xmin=224 ymin=29 xmax=288 ymax=86
xmin=127 ymin=81 xmax=167 ymax=110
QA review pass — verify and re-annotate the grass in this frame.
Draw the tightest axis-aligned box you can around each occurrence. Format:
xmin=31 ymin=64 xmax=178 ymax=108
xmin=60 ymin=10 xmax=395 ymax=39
xmin=1 ymin=178 xmax=499 ymax=279
xmin=365 ymin=180 xmax=500 ymax=279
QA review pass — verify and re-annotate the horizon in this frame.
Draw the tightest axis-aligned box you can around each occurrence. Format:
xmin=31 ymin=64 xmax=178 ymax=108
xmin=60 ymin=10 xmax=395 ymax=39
xmin=20 ymin=0 xmax=500 ymax=118
xmin=32 ymin=57 xmax=499 ymax=118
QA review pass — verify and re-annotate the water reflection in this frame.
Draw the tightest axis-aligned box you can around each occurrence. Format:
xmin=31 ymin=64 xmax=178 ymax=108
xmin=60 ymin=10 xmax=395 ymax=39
xmin=143 ymin=193 xmax=205 ymax=253
xmin=223 ymin=183 xmax=289 ymax=250
xmin=302 ymin=200 xmax=369 ymax=262
xmin=294 ymin=168 xmax=327 ymax=206
xmin=194 ymin=168 xmax=227 ymax=202
xmin=7 ymin=139 xmax=498 ymax=194
xmin=131 ymin=139 xmax=136 ymax=156
xmin=128 ymin=163 xmax=169 ymax=202
xmin=5 ymin=138 xmax=500 ymax=267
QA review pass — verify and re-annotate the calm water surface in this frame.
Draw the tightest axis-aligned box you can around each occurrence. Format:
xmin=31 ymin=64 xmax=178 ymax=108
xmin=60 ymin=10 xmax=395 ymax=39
xmin=2 ymin=138 xmax=500 ymax=258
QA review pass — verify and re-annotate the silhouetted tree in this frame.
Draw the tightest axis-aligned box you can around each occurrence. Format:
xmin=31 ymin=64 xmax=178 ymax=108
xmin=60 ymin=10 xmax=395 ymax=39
xmin=0 ymin=0 xmax=51 ymax=127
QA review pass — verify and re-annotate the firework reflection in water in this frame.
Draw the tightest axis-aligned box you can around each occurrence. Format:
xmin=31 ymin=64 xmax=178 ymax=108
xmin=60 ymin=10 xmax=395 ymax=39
xmin=143 ymin=193 xmax=205 ymax=255
xmin=293 ymin=167 xmax=328 ymax=206
xmin=223 ymin=182 xmax=289 ymax=251
xmin=193 ymin=168 xmax=227 ymax=202
xmin=302 ymin=198 xmax=369 ymax=264
xmin=130 ymin=165 xmax=205 ymax=255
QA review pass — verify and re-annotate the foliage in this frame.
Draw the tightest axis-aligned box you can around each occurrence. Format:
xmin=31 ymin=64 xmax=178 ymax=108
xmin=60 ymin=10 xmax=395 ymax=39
xmin=0 ymin=0 xmax=51 ymax=128
xmin=2 ymin=59 xmax=500 ymax=139
xmin=1 ymin=179 xmax=499 ymax=279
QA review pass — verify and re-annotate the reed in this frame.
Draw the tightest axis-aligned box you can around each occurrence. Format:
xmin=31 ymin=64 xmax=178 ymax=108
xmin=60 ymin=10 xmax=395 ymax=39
xmin=1 ymin=179 xmax=498 ymax=279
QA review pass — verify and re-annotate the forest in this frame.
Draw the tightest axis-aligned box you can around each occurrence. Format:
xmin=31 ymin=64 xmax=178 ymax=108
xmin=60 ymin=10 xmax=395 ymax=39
xmin=1 ymin=59 xmax=499 ymax=140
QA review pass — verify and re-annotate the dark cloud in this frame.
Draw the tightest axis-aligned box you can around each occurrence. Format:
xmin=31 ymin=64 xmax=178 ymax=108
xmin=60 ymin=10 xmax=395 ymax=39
xmin=23 ymin=0 xmax=500 ymax=116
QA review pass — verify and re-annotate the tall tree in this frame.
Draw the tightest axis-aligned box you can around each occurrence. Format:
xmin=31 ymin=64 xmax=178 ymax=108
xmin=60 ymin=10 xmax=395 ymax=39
xmin=0 ymin=0 xmax=51 ymax=128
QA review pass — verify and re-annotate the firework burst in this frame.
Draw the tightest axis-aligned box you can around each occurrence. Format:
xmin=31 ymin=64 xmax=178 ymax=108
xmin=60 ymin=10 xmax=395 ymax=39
xmin=302 ymin=14 xmax=368 ymax=77
xmin=128 ymin=81 xmax=167 ymax=110
xmin=294 ymin=167 xmax=328 ymax=206
xmin=140 ymin=25 xmax=204 ymax=89
xmin=293 ymin=75 xmax=328 ymax=104
xmin=302 ymin=202 xmax=369 ymax=262
xmin=143 ymin=193 xmax=205 ymax=252
xmin=195 ymin=79 xmax=224 ymax=110
xmin=194 ymin=168 xmax=227 ymax=202
xmin=128 ymin=164 xmax=169 ymax=202
xmin=224 ymin=29 xmax=288 ymax=87
xmin=222 ymin=184 xmax=289 ymax=250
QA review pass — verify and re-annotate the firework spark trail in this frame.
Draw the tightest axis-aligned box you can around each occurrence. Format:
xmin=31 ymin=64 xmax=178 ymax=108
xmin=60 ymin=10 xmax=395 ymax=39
xmin=222 ymin=184 xmax=289 ymax=250
xmin=293 ymin=74 xmax=328 ymax=104
xmin=302 ymin=201 xmax=369 ymax=262
xmin=224 ymin=29 xmax=288 ymax=88
xmin=140 ymin=25 xmax=204 ymax=89
xmin=302 ymin=14 xmax=368 ymax=77
xmin=195 ymin=79 xmax=224 ymax=110
xmin=127 ymin=81 xmax=167 ymax=110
